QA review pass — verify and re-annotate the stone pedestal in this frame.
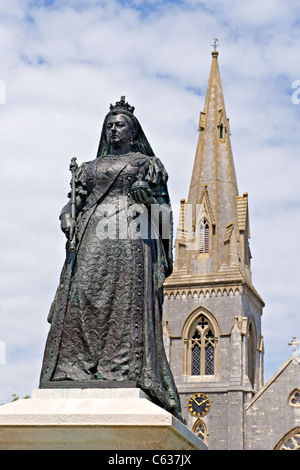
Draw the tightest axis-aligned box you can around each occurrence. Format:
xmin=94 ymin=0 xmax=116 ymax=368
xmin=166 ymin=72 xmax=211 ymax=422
xmin=0 ymin=388 xmax=206 ymax=450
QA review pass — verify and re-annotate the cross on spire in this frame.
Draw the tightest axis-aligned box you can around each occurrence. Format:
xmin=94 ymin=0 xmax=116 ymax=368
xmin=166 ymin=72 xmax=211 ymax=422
xmin=288 ymin=337 xmax=300 ymax=356
xmin=211 ymin=37 xmax=219 ymax=51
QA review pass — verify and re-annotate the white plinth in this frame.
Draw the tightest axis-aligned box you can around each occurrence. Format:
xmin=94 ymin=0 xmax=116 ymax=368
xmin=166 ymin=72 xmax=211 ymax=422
xmin=0 ymin=388 xmax=207 ymax=450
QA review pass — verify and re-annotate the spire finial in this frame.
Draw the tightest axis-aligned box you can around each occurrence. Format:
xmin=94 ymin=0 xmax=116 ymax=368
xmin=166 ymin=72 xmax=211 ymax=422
xmin=288 ymin=337 xmax=300 ymax=357
xmin=211 ymin=37 xmax=219 ymax=57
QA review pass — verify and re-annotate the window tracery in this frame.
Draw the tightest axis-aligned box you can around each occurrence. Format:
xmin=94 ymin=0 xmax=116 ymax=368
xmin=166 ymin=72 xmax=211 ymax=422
xmin=192 ymin=419 xmax=208 ymax=443
xmin=275 ymin=428 xmax=300 ymax=450
xmin=288 ymin=389 xmax=300 ymax=407
xmin=191 ymin=315 xmax=215 ymax=375
xmin=182 ymin=307 xmax=220 ymax=377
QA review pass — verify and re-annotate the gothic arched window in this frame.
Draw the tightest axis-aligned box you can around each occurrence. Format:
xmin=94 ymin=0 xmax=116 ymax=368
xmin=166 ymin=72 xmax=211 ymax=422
xmin=192 ymin=419 xmax=208 ymax=444
xmin=275 ymin=427 xmax=300 ymax=450
xmin=199 ymin=219 xmax=210 ymax=254
xmin=247 ymin=321 xmax=256 ymax=387
xmin=182 ymin=308 xmax=220 ymax=377
xmin=191 ymin=315 xmax=215 ymax=376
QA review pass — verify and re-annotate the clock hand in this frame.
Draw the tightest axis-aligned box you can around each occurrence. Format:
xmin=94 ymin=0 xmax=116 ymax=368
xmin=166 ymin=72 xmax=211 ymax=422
xmin=197 ymin=398 xmax=209 ymax=406
xmin=191 ymin=396 xmax=201 ymax=406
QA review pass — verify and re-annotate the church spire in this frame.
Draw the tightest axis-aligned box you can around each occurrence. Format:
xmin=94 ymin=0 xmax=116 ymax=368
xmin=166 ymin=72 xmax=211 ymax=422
xmin=188 ymin=42 xmax=238 ymax=209
xmin=172 ymin=46 xmax=253 ymax=283
xmin=162 ymin=44 xmax=265 ymax=447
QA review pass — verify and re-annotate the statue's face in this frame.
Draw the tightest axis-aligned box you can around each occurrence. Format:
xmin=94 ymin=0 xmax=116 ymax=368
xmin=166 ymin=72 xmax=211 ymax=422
xmin=106 ymin=114 xmax=135 ymax=150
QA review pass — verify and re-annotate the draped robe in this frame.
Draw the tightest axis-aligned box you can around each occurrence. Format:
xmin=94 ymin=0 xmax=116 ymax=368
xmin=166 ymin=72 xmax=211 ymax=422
xmin=39 ymin=151 xmax=182 ymax=420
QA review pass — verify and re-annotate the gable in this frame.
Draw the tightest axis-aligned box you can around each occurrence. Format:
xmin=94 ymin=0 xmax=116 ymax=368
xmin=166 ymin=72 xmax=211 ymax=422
xmin=245 ymin=355 xmax=300 ymax=450
xmin=246 ymin=356 xmax=300 ymax=411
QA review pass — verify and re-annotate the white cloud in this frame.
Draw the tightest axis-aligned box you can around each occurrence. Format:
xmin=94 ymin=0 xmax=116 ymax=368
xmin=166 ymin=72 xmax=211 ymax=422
xmin=0 ymin=0 xmax=299 ymax=403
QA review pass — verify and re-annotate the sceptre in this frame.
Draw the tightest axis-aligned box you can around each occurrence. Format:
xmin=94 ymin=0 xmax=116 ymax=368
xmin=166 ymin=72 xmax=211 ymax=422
xmin=69 ymin=157 xmax=78 ymax=252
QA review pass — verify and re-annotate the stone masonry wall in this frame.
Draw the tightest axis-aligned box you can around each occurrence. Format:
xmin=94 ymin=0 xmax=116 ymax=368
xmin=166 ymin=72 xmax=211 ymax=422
xmin=245 ymin=359 xmax=300 ymax=450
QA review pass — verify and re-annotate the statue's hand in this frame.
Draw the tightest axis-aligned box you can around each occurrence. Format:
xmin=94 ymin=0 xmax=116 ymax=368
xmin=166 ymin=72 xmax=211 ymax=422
xmin=130 ymin=180 xmax=155 ymax=207
xmin=60 ymin=212 xmax=75 ymax=240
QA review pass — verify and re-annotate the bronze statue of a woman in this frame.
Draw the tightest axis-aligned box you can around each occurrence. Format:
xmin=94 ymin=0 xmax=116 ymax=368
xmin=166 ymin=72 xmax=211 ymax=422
xmin=39 ymin=97 xmax=183 ymax=421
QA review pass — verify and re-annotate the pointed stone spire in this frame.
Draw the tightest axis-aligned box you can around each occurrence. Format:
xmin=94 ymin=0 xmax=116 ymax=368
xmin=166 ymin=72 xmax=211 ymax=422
xmin=188 ymin=47 xmax=238 ymax=210
xmin=162 ymin=45 xmax=265 ymax=445
xmin=171 ymin=46 xmax=253 ymax=285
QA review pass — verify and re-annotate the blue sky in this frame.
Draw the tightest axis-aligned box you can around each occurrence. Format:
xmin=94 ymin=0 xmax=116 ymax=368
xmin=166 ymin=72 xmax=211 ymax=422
xmin=0 ymin=0 xmax=300 ymax=403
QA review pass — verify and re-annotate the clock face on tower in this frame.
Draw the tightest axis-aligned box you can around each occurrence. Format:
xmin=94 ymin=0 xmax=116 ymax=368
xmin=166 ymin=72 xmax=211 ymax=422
xmin=188 ymin=392 xmax=211 ymax=418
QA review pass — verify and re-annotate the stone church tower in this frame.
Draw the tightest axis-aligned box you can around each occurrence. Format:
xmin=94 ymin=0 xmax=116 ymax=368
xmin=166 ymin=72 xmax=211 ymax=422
xmin=163 ymin=48 xmax=265 ymax=450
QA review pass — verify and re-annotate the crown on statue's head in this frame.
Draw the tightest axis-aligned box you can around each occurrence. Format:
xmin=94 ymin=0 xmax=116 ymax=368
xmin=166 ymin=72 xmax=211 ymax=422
xmin=109 ymin=96 xmax=135 ymax=114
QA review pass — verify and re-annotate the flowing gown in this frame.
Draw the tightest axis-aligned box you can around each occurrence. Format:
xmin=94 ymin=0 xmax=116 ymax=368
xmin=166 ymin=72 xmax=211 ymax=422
xmin=39 ymin=151 xmax=182 ymax=420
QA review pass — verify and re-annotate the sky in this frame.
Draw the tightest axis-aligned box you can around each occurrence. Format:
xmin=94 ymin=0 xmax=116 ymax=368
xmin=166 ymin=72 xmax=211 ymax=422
xmin=0 ymin=0 xmax=300 ymax=404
